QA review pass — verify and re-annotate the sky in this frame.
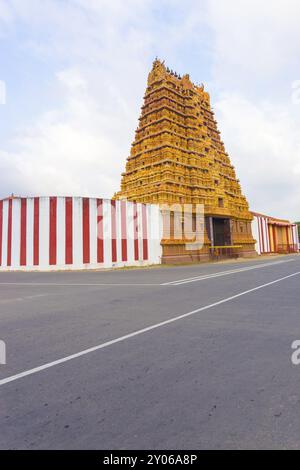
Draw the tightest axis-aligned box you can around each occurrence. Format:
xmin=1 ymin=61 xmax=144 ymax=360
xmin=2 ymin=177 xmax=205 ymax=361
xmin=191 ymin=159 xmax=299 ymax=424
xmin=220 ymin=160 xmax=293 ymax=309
xmin=0 ymin=0 xmax=299 ymax=220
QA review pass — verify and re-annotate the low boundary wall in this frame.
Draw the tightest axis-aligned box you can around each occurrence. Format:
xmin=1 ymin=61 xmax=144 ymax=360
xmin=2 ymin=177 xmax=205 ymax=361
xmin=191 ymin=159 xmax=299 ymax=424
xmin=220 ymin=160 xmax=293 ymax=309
xmin=0 ymin=197 xmax=162 ymax=271
xmin=251 ymin=213 xmax=299 ymax=255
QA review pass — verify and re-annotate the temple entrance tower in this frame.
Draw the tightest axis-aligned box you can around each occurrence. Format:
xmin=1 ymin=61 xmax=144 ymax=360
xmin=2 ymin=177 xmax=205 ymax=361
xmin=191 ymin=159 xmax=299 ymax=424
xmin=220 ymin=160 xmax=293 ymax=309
xmin=115 ymin=59 xmax=256 ymax=262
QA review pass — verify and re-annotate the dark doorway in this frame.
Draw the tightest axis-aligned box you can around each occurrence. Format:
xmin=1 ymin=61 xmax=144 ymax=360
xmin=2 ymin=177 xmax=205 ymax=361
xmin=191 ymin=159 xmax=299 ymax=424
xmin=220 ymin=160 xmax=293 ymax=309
xmin=212 ymin=218 xmax=231 ymax=246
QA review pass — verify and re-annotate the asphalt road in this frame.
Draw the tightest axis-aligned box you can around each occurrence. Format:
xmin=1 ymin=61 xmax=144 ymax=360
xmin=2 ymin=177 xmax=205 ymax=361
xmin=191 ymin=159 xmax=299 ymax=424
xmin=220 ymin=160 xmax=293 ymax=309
xmin=0 ymin=254 xmax=300 ymax=449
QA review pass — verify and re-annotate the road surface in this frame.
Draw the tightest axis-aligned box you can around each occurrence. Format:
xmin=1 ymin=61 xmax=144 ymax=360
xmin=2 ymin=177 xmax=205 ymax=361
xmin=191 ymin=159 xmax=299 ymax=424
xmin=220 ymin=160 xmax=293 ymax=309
xmin=0 ymin=254 xmax=300 ymax=449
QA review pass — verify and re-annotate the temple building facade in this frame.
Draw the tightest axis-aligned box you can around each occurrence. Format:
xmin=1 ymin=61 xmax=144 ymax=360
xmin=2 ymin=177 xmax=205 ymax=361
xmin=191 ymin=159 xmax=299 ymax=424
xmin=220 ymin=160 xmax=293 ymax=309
xmin=115 ymin=59 xmax=256 ymax=263
xmin=252 ymin=212 xmax=299 ymax=255
xmin=0 ymin=62 xmax=298 ymax=272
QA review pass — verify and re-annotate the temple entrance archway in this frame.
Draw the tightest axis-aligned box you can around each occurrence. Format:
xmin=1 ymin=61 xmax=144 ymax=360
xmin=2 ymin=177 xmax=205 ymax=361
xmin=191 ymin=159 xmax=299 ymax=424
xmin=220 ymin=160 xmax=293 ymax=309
xmin=212 ymin=217 xmax=231 ymax=246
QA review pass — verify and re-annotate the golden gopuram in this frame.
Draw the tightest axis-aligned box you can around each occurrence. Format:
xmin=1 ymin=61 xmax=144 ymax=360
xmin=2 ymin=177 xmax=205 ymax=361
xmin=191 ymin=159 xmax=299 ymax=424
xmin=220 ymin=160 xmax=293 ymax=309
xmin=115 ymin=59 xmax=256 ymax=263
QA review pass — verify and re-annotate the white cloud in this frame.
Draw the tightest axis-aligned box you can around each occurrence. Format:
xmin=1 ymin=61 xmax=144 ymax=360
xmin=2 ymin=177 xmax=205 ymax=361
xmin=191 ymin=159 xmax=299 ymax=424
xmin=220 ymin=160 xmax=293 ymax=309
xmin=0 ymin=0 xmax=12 ymax=22
xmin=208 ymin=0 xmax=300 ymax=91
xmin=0 ymin=66 xmax=134 ymax=198
xmin=0 ymin=0 xmax=299 ymax=221
xmin=0 ymin=0 xmax=209 ymax=199
xmin=207 ymin=0 xmax=300 ymax=220
xmin=0 ymin=0 xmax=154 ymax=198
xmin=215 ymin=93 xmax=300 ymax=219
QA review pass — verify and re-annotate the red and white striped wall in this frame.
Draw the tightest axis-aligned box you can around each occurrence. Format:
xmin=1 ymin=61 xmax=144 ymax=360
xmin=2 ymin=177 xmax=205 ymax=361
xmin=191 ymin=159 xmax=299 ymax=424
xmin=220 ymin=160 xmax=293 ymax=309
xmin=291 ymin=224 xmax=300 ymax=250
xmin=0 ymin=197 xmax=162 ymax=271
xmin=251 ymin=213 xmax=299 ymax=255
xmin=251 ymin=214 xmax=270 ymax=254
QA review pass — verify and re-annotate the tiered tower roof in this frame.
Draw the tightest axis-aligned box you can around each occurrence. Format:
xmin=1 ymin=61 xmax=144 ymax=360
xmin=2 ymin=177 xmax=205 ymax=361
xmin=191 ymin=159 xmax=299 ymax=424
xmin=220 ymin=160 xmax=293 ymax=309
xmin=115 ymin=59 xmax=252 ymax=220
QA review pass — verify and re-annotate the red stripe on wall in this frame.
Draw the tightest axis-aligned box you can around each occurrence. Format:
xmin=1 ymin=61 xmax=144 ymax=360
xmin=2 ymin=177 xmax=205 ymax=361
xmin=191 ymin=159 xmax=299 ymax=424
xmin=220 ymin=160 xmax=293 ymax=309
xmin=262 ymin=219 xmax=268 ymax=253
xmin=142 ymin=204 xmax=148 ymax=260
xmin=97 ymin=199 xmax=104 ymax=263
xmin=33 ymin=198 xmax=39 ymax=266
xmin=111 ymin=200 xmax=117 ymax=263
xmin=266 ymin=221 xmax=271 ymax=252
xmin=258 ymin=217 xmax=265 ymax=253
xmin=263 ymin=219 xmax=269 ymax=252
xmin=291 ymin=226 xmax=295 ymax=246
xmin=121 ymin=200 xmax=127 ymax=262
xmin=0 ymin=201 xmax=3 ymax=266
xmin=262 ymin=218 xmax=267 ymax=253
xmin=49 ymin=197 xmax=57 ymax=265
xmin=20 ymin=198 xmax=27 ymax=266
xmin=82 ymin=198 xmax=90 ymax=264
xmin=133 ymin=203 xmax=139 ymax=261
xmin=260 ymin=218 xmax=264 ymax=253
xmin=267 ymin=220 xmax=271 ymax=252
xmin=65 ymin=197 xmax=73 ymax=265
xmin=273 ymin=225 xmax=277 ymax=252
xmin=256 ymin=217 xmax=260 ymax=251
xmin=7 ymin=199 xmax=12 ymax=266
xmin=268 ymin=224 xmax=272 ymax=252
xmin=257 ymin=217 xmax=262 ymax=253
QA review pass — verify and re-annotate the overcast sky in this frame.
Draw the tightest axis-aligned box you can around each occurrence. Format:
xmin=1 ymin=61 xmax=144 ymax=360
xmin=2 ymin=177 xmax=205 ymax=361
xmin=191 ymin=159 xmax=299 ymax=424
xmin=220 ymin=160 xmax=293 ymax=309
xmin=0 ymin=0 xmax=299 ymax=220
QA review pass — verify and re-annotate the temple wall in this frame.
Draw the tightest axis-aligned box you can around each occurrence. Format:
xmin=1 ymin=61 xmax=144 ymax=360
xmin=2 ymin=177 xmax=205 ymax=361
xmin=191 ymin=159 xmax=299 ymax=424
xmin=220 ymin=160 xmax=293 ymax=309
xmin=251 ymin=215 xmax=270 ymax=254
xmin=0 ymin=197 xmax=162 ymax=271
xmin=292 ymin=224 xmax=300 ymax=250
xmin=251 ymin=213 xmax=299 ymax=255
xmin=0 ymin=197 xmax=297 ymax=271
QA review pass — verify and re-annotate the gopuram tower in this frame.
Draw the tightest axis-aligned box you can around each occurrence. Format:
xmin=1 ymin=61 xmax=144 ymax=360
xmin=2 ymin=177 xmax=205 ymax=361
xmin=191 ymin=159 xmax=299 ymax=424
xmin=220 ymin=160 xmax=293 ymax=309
xmin=115 ymin=59 xmax=256 ymax=263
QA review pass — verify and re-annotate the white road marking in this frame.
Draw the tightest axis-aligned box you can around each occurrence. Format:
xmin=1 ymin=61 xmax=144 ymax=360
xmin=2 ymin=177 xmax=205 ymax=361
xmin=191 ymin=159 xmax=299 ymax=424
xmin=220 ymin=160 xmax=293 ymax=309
xmin=0 ymin=293 xmax=54 ymax=304
xmin=0 ymin=270 xmax=299 ymax=387
xmin=0 ymin=282 xmax=159 ymax=287
xmin=0 ymin=259 xmax=295 ymax=288
xmin=162 ymin=259 xmax=295 ymax=285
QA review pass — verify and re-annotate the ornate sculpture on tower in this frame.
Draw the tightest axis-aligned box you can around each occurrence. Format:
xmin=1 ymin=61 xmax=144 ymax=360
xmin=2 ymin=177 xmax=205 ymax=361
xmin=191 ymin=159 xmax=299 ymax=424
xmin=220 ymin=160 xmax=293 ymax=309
xmin=115 ymin=59 xmax=256 ymax=262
